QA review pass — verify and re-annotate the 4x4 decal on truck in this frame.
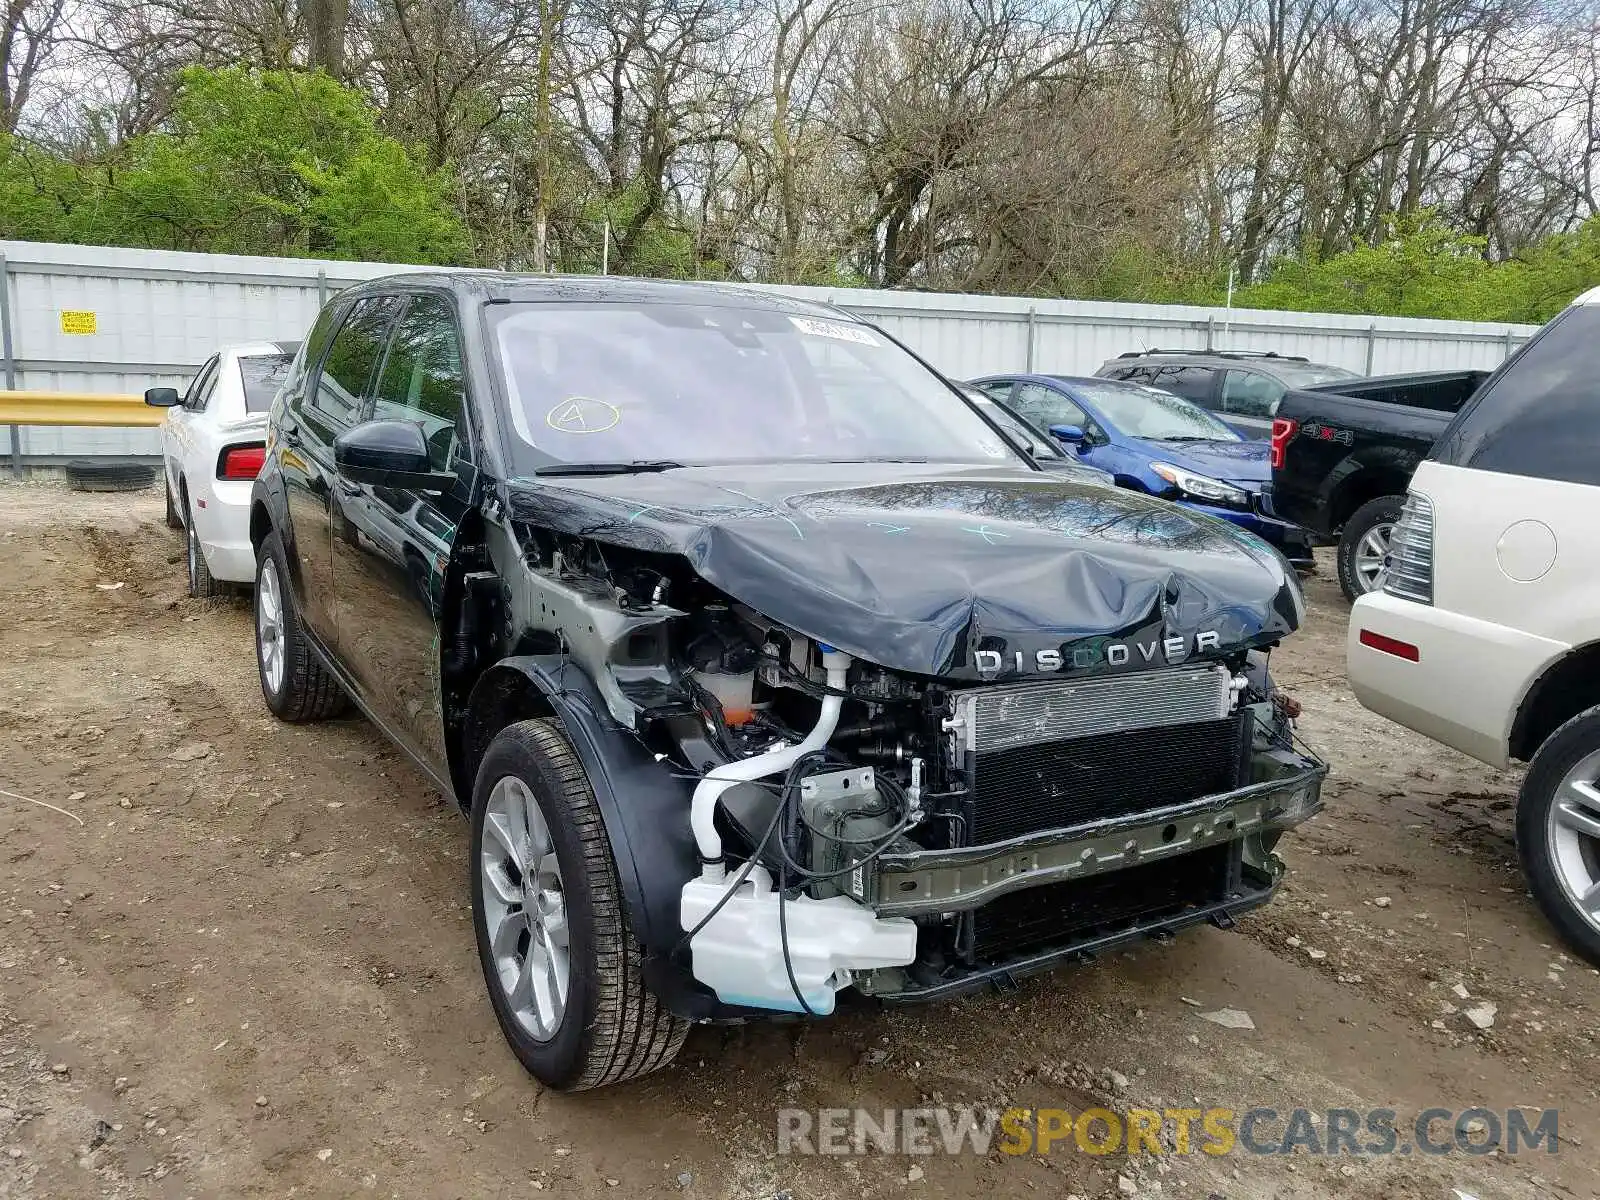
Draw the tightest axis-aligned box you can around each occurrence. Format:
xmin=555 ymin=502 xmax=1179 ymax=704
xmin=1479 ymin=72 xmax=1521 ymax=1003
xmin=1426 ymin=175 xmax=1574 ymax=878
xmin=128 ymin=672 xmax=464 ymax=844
xmin=1300 ymin=422 xmax=1355 ymax=445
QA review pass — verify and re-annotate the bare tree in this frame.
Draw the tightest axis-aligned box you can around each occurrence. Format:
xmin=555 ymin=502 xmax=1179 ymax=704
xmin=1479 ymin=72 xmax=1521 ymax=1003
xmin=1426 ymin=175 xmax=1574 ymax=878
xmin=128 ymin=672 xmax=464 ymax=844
xmin=2 ymin=0 xmax=68 ymax=132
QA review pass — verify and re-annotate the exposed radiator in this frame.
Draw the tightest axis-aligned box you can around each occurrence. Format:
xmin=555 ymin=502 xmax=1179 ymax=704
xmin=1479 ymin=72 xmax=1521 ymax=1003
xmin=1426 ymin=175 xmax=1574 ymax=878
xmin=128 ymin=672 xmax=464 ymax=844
xmin=948 ymin=664 xmax=1234 ymax=755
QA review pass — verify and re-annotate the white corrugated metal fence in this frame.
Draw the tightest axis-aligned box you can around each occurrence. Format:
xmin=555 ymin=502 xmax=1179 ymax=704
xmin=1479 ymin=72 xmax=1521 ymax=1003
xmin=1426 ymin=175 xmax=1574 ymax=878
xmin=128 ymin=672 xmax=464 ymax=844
xmin=1 ymin=240 xmax=1540 ymax=463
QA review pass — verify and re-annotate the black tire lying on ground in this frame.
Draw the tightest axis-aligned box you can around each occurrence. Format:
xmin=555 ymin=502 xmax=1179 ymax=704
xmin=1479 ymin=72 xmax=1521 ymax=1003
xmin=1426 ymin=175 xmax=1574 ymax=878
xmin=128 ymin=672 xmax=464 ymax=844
xmin=64 ymin=460 xmax=157 ymax=493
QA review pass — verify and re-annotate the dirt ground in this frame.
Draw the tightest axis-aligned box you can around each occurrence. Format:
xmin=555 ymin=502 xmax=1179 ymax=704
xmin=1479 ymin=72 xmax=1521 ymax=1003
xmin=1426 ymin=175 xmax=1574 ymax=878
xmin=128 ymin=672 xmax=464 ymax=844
xmin=0 ymin=478 xmax=1594 ymax=1200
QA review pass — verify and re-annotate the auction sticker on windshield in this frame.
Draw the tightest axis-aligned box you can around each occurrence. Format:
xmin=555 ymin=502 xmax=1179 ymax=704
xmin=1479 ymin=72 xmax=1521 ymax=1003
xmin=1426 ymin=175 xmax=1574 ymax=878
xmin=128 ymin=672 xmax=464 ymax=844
xmin=789 ymin=317 xmax=879 ymax=346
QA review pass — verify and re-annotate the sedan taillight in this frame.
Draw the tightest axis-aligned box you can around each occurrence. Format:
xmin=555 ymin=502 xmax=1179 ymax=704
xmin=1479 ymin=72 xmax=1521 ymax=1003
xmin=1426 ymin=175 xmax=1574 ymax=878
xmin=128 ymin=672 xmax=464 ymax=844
xmin=1269 ymin=418 xmax=1298 ymax=470
xmin=218 ymin=444 xmax=266 ymax=481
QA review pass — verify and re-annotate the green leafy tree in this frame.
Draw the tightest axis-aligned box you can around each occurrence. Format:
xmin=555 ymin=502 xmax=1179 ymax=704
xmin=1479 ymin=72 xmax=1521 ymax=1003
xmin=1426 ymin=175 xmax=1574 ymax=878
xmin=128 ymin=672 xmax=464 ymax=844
xmin=1237 ymin=214 xmax=1497 ymax=319
xmin=1 ymin=68 xmax=467 ymax=263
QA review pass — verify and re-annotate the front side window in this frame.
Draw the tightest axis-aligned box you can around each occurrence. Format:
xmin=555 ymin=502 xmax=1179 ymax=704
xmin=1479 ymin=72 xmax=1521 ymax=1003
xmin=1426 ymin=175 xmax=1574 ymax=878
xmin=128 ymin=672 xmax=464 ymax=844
xmin=312 ymin=297 xmax=398 ymax=426
xmin=1432 ymin=305 xmax=1600 ymax=486
xmin=1220 ymin=369 xmax=1286 ymax=417
xmin=1276 ymin=363 xmax=1359 ymax=387
xmin=372 ymin=294 xmax=468 ymax=471
xmin=239 ymin=353 xmax=294 ymax=413
xmin=1151 ymin=365 xmax=1217 ymax=405
xmin=489 ymin=304 xmax=1023 ymax=468
xmin=1010 ymin=382 xmax=1091 ymax=434
xmin=185 ymin=356 xmax=219 ymax=412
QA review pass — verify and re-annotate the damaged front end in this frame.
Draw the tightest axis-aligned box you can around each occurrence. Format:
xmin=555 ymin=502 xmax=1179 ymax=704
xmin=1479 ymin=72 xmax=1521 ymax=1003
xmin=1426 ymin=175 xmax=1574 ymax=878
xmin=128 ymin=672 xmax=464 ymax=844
xmin=489 ymin=470 xmax=1324 ymax=1019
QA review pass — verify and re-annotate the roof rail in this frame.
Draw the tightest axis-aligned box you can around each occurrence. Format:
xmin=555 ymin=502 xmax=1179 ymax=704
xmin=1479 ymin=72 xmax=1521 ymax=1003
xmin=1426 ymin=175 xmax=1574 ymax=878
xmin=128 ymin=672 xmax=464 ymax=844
xmin=1124 ymin=348 xmax=1311 ymax=363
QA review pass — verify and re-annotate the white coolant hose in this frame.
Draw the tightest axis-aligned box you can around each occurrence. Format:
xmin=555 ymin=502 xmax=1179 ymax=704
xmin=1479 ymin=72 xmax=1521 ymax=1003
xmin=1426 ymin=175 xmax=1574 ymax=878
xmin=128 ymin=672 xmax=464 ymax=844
xmin=691 ymin=647 xmax=851 ymax=880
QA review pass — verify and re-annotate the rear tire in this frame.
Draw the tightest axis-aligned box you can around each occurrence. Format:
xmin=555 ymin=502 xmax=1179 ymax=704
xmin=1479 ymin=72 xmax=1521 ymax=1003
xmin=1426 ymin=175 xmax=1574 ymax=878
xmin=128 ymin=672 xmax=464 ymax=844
xmin=254 ymin=530 xmax=348 ymax=722
xmin=470 ymin=719 xmax=688 ymax=1091
xmin=1336 ymin=496 xmax=1403 ymax=602
xmin=183 ymin=496 xmax=218 ymax=600
xmin=1516 ymin=708 xmax=1600 ymax=967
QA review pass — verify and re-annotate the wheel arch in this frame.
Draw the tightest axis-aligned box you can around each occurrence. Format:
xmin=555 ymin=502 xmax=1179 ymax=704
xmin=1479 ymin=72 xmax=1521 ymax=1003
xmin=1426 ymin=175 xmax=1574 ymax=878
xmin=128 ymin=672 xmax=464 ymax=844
xmin=1326 ymin=460 xmax=1412 ymax=530
xmin=1511 ymin=640 xmax=1600 ymax=763
xmin=249 ymin=499 xmax=274 ymax=558
xmin=461 ymin=656 xmax=698 ymax=963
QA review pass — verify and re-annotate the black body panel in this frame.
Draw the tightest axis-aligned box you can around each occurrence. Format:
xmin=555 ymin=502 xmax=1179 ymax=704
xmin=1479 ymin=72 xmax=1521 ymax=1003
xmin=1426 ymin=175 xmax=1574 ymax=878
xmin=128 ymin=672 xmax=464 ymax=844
xmin=1271 ymin=370 xmax=1487 ymax=537
xmin=506 ymin=464 xmax=1300 ymax=684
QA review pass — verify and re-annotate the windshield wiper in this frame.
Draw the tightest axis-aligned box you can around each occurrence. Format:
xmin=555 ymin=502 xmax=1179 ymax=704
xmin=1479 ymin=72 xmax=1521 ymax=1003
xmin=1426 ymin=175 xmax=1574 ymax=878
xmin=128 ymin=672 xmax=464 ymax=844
xmin=1151 ymin=435 xmax=1214 ymax=443
xmin=534 ymin=460 xmax=686 ymax=476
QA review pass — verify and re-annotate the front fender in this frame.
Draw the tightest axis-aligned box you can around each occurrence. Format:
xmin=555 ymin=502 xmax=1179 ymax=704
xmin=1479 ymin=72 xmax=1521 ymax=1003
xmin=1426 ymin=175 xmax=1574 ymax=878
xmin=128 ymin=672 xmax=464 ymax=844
xmin=464 ymin=656 xmax=698 ymax=965
xmin=250 ymin=468 xmax=299 ymax=598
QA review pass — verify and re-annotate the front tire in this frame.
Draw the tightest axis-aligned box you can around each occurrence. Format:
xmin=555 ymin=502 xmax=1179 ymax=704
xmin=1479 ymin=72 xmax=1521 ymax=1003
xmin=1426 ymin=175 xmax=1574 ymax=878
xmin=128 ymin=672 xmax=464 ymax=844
xmin=254 ymin=531 xmax=347 ymax=722
xmin=470 ymin=719 xmax=687 ymax=1091
xmin=165 ymin=479 xmax=183 ymax=530
xmin=1336 ymin=495 xmax=1403 ymax=602
xmin=1517 ymin=708 xmax=1600 ymax=967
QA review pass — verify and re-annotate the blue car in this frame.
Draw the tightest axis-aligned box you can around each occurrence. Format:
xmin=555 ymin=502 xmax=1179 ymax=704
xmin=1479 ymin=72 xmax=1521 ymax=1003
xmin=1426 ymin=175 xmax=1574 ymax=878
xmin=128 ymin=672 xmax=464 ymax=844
xmin=969 ymin=373 xmax=1314 ymax=567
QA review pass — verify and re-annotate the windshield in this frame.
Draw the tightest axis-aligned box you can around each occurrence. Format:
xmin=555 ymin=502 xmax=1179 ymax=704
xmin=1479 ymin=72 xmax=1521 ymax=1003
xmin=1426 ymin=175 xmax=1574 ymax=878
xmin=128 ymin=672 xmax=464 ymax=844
xmin=239 ymin=353 xmax=293 ymax=413
xmin=489 ymin=303 xmax=1022 ymax=468
xmin=1277 ymin=364 xmax=1358 ymax=387
xmin=1064 ymin=380 xmax=1241 ymax=442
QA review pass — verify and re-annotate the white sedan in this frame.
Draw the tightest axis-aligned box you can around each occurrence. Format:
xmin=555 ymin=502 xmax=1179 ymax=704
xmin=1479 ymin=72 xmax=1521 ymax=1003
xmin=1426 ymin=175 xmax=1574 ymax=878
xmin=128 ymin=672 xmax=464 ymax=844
xmin=144 ymin=341 xmax=298 ymax=596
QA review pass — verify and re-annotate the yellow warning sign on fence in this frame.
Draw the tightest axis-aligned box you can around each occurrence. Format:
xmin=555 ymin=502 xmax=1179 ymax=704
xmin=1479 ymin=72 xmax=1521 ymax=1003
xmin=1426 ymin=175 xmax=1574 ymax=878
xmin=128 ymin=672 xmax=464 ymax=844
xmin=59 ymin=310 xmax=97 ymax=335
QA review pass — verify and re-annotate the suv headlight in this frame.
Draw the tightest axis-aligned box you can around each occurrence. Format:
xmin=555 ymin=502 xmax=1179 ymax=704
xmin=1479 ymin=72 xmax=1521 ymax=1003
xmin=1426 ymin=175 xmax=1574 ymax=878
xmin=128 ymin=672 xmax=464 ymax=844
xmin=1150 ymin=462 xmax=1250 ymax=509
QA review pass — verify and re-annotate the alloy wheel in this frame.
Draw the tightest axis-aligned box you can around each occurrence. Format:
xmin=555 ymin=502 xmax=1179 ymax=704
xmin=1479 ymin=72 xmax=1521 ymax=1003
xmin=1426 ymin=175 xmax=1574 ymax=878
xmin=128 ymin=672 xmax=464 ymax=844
xmin=480 ymin=775 xmax=571 ymax=1041
xmin=1547 ymin=749 xmax=1600 ymax=938
xmin=1353 ymin=521 xmax=1394 ymax=593
xmin=256 ymin=557 xmax=286 ymax=696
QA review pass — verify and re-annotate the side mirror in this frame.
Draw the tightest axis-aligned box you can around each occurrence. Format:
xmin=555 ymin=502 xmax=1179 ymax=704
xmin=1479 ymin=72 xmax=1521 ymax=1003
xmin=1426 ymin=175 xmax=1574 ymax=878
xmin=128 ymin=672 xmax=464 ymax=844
xmin=334 ymin=419 xmax=454 ymax=489
xmin=144 ymin=387 xmax=181 ymax=407
xmin=1049 ymin=423 xmax=1086 ymax=446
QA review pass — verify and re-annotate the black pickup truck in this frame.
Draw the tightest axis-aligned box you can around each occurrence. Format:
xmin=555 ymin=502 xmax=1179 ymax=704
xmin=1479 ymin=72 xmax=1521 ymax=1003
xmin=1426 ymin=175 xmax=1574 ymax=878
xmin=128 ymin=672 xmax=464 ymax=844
xmin=1268 ymin=370 xmax=1489 ymax=600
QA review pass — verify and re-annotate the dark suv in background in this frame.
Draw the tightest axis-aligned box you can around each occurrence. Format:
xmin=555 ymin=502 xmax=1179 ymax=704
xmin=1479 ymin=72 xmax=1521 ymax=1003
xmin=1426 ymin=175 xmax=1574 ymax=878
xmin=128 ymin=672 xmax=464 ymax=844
xmin=1098 ymin=350 xmax=1359 ymax=438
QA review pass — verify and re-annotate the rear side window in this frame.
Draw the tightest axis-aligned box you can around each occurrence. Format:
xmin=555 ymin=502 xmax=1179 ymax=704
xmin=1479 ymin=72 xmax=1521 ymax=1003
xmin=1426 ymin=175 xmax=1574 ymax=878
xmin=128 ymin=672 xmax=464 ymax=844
xmin=1432 ymin=306 xmax=1600 ymax=486
xmin=312 ymin=297 xmax=399 ymax=425
xmin=239 ymin=353 xmax=293 ymax=413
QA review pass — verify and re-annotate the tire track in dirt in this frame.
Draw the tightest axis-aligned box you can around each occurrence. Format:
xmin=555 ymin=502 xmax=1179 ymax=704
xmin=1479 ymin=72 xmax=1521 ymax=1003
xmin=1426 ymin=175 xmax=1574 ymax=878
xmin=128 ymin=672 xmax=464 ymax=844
xmin=1 ymin=486 xmax=1596 ymax=1200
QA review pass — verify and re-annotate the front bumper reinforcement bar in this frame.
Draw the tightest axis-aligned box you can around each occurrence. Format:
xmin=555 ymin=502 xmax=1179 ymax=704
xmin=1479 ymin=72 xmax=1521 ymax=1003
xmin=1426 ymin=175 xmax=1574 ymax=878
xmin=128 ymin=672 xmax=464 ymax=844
xmin=862 ymin=757 xmax=1327 ymax=918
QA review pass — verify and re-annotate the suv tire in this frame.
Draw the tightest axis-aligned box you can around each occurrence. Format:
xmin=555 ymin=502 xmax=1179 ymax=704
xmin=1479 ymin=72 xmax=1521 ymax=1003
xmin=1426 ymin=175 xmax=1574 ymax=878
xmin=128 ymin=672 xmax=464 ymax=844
xmin=470 ymin=719 xmax=688 ymax=1090
xmin=164 ymin=479 xmax=183 ymax=530
xmin=1517 ymin=708 xmax=1600 ymax=967
xmin=1337 ymin=495 xmax=1404 ymax=602
xmin=254 ymin=530 xmax=348 ymax=722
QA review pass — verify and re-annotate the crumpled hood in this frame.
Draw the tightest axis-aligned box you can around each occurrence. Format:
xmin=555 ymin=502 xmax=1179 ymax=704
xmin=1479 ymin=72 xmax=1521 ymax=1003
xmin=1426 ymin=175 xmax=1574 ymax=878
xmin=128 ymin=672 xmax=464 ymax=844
xmin=505 ymin=463 xmax=1301 ymax=682
xmin=1135 ymin=437 xmax=1271 ymax=488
